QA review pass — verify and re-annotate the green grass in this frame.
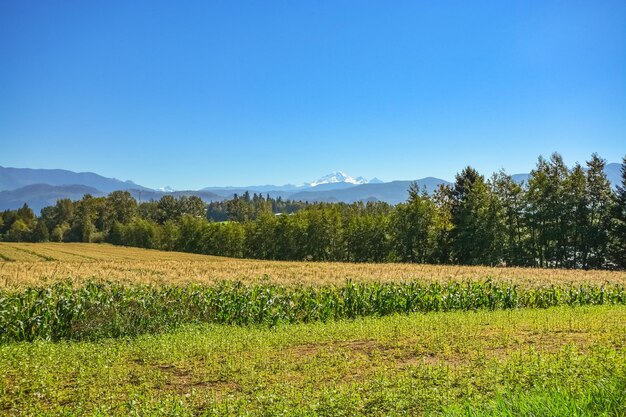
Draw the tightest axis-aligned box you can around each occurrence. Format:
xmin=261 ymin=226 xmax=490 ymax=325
xmin=1 ymin=306 xmax=625 ymax=416
xmin=446 ymin=377 xmax=626 ymax=416
xmin=1 ymin=280 xmax=625 ymax=342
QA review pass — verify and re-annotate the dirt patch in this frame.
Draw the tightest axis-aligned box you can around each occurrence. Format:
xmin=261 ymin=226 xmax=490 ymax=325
xmin=289 ymin=339 xmax=386 ymax=358
xmin=286 ymin=328 xmax=601 ymax=372
xmin=287 ymin=338 xmax=466 ymax=371
xmin=337 ymin=339 xmax=387 ymax=355
xmin=479 ymin=328 xmax=596 ymax=355
xmin=398 ymin=354 xmax=442 ymax=367
xmin=152 ymin=363 xmax=240 ymax=395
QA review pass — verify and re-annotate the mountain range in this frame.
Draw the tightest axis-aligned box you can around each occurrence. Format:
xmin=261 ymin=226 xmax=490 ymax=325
xmin=0 ymin=166 xmax=152 ymax=194
xmin=0 ymin=164 xmax=622 ymax=213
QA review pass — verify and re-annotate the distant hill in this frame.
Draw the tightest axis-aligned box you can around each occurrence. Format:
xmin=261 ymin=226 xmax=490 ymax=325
xmin=0 ymin=184 xmax=103 ymax=212
xmin=511 ymin=173 xmax=530 ymax=184
xmin=202 ymin=184 xmax=301 ymax=193
xmin=605 ymin=163 xmax=622 ymax=187
xmin=0 ymin=185 xmax=223 ymax=214
xmin=0 ymin=166 xmax=152 ymax=193
xmin=123 ymin=189 xmax=222 ymax=204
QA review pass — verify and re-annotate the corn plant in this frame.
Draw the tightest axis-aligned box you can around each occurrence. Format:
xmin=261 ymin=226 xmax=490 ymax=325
xmin=1 ymin=280 xmax=624 ymax=343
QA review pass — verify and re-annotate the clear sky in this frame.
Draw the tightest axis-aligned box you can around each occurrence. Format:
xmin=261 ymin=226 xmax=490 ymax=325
xmin=1 ymin=1 xmax=625 ymax=190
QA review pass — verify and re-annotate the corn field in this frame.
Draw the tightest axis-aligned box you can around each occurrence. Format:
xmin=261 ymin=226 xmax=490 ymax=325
xmin=2 ymin=243 xmax=626 ymax=290
xmin=1 ymin=280 xmax=624 ymax=342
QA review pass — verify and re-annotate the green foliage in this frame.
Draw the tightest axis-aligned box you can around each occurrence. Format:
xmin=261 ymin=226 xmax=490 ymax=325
xmin=446 ymin=376 xmax=626 ymax=416
xmin=31 ymin=219 xmax=50 ymax=242
xmin=121 ymin=217 xmax=161 ymax=249
xmin=346 ymin=212 xmax=390 ymax=262
xmin=107 ymin=190 xmax=138 ymax=223
xmin=391 ymin=190 xmax=437 ymax=262
xmin=50 ymin=222 xmax=70 ymax=242
xmin=5 ymin=219 xmax=31 ymax=242
xmin=450 ymin=167 xmax=504 ymax=265
xmin=0 ymin=203 xmax=36 ymax=241
xmin=207 ymin=193 xmax=307 ymax=221
xmin=1 ymin=280 xmax=624 ymax=343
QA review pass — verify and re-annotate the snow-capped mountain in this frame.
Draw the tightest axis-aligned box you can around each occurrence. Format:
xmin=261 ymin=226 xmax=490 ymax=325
xmin=158 ymin=186 xmax=176 ymax=192
xmin=307 ymin=171 xmax=370 ymax=187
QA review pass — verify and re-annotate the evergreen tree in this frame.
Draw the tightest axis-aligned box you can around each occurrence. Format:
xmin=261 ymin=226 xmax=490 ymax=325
xmin=491 ymin=171 xmax=526 ymax=266
xmin=450 ymin=167 xmax=501 ymax=265
xmin=525 ymin=154 xmax=569 ymax=267
xmin=584 ymin=154 xmax=613 ymax=268
xmin=564 ymin=163 xmax=588 ymax=268
xmin=609 ymin=156 xmax=626 ymax=268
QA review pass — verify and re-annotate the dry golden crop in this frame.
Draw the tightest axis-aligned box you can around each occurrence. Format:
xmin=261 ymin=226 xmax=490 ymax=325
xmin=1 ymin=242 xmax=625 ymax=290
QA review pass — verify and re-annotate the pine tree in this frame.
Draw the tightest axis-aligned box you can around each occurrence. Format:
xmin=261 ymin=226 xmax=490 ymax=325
xmin=564 ymin=163 xmax=587 ymax=268
xmin=610 ymin=156 xmax=626 ymax=268
xmin=584 ymin=154 xmax=613 ymax=268
xmin=491 ymin=171 xmax=525 ymax=266
xmin=450 ymin=167 xmax=502 ymax=265
xmin=525 ymin=153 xmax=569 ymax=267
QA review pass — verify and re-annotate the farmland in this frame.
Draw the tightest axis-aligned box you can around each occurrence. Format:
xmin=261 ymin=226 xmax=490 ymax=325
xmin=1 ymin=243 xmax=625 ymax=290
xmin=1 ymin=243 xmax=626 ymax=416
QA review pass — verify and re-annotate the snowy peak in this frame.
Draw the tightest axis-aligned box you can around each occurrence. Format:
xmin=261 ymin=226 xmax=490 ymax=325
xmin=308 ymin=171 xmax=369 ymax=187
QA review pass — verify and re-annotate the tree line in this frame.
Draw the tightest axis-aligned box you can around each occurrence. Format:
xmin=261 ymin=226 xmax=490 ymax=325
xmin=1 ymin=152 xmax=625 ymax=269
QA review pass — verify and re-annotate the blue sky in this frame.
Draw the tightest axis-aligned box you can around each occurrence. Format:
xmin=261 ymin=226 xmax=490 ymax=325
xmin=1 ymin=0 xmax=625 ymax=190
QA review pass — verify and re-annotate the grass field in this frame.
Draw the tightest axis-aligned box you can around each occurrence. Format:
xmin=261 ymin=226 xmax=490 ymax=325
xmin=2 ymin=307 xmax=625 ymax=416
xmin=1 ymin=243 xmax=625 ymax=416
